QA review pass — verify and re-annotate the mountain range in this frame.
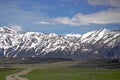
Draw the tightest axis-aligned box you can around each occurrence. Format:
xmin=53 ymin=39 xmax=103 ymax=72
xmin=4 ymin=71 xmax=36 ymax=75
xmin=0 ymin=27 xmax=120 ymax=59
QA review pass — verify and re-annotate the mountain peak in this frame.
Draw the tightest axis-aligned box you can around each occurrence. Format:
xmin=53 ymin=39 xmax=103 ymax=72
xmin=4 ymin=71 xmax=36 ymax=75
xmin=65 ymin=34 xmax=81 ymax=38
xmin=98 ymin=28 xmax=109 ymax=32
xmin=0 ymin=26 xmax=17 ymax=34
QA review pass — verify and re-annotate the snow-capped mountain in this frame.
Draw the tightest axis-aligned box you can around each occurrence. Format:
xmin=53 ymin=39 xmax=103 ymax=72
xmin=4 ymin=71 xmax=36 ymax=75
xmin=0 ymin=27 xmax=120 ymax=59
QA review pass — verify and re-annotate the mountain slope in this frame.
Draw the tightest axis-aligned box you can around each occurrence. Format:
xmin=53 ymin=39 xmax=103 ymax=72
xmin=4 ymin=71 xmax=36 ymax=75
xmin=0 ymin=27 xmax=120 ymax=59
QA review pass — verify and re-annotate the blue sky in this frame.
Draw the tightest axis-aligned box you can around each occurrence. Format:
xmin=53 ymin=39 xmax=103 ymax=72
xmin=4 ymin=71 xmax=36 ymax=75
xmin=0 ymin=0 xmax=120 ymax=34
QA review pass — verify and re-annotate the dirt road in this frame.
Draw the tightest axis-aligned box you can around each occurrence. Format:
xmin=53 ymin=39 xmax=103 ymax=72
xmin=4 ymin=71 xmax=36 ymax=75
xmin=6 ymin=67 xmax=33 ymax=80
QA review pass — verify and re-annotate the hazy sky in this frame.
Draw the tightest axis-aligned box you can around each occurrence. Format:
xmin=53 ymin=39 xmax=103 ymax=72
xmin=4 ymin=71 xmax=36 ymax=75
xmin=0 ymin=0 xmax=120 ymax=34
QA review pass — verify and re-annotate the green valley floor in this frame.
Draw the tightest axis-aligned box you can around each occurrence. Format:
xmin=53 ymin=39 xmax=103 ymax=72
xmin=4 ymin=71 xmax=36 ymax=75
xmin=21 ymin=68 xmax=120 ymax=80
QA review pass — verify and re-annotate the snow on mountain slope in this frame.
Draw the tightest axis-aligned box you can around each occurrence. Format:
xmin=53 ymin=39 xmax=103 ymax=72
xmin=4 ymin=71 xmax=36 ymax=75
xmin=0 ymin=27 xmax=22 ymax=49
xmin=81 ymin=28 xmax=108 ymax=43
xmin=0 ymin=26 xmax=17 ymax=34
xmin=0 ymin=27 xmax=120 ymax=59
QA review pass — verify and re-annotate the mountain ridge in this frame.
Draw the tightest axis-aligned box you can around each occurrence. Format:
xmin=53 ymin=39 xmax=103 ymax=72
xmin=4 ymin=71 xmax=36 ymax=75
xmin=0 ymin=27 xmax=120 ymax=59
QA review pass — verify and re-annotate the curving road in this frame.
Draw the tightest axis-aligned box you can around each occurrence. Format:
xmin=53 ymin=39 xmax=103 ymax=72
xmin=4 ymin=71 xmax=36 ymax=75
xmin=6 ymin=67 xmax=33 ymax=80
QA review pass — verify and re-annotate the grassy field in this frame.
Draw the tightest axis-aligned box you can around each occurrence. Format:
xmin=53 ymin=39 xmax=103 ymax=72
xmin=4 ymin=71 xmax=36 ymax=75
xmin=0 ymin=68 xmax=22 ymax=80
xmin=0 ymin=58 xmax=120 ymax=80
xmin=22 ymin=68 xmax=120 ymax=80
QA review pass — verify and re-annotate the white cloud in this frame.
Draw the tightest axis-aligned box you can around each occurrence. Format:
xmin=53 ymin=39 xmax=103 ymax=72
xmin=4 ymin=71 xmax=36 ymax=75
xmin=35 ymin=8 xmax=120 ymax=26
xmin=88 ymin=0 xmax=120 ymax=7
xmin=53 ymin=17 xmax=81 ymax=26
xmin=9 ymin=24 xmax=24 ymax=33
xmin=52 ymin=8 xmax=120 ymax=26
xmin=34 ymin=21 xmax=50 ymax=25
